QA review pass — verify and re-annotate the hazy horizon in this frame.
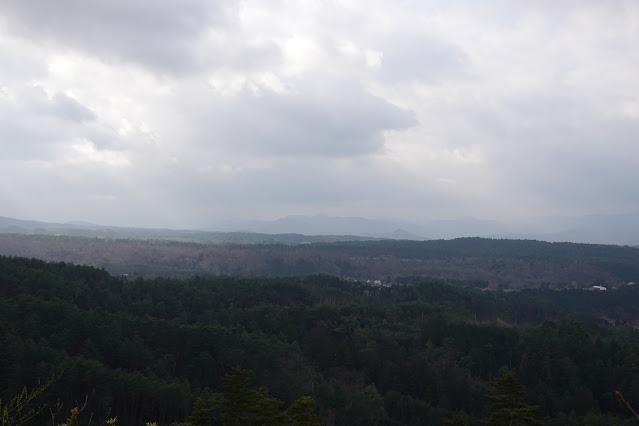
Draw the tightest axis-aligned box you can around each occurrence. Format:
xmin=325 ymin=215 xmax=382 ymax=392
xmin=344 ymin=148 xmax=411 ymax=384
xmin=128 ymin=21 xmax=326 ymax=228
xmin=5 ymin=210 xmax=639 ymax=229
xmin=4 ymin=211 xmax=639 ymax=247
xmin=2 ymin=1 xmax=638 ymax=229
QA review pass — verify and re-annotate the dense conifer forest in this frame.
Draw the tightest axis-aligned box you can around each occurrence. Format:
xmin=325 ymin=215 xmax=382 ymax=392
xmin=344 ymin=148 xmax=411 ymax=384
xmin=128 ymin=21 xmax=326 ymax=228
xmin=2 ymin=255 xmax=639 ymax=424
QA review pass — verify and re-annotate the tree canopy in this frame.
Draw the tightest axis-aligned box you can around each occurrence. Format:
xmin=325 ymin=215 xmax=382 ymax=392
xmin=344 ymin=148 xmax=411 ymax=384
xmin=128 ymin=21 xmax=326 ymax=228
xmin=1 ymin=255 xmax=639 ymax=424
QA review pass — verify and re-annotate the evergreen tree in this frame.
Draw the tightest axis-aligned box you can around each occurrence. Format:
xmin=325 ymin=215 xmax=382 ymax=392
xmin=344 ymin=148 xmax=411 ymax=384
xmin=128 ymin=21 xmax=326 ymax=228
xmin=220 ymin=366 xmax=288 ymax=425
xmin=188 ymin=396 xmax=218 ymax=426
xmin=287 ymin=396 xmax=320 ymax=426
xmin=252 ymin=386 xmax=286 ymax=425
xmin=220 ymin=366 xmax=256 ymax=426
xmin=483 ymin=368 xmax=542 ymax=426
xmin=443 ymin=411 xmax=470 ymax=426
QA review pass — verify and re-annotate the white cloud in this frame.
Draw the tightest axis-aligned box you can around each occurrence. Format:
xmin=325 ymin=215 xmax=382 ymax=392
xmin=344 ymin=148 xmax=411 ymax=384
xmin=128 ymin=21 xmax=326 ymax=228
xmin=67 ymin=139 xmax=130 ymax=168
xmin=0 ymin=0 xmax=638 ymax=227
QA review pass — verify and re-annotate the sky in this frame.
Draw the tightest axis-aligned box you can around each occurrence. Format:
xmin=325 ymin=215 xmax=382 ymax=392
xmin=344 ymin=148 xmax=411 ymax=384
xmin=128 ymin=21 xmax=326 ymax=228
xmin=1 ymin=0 xmax=638 ymax=229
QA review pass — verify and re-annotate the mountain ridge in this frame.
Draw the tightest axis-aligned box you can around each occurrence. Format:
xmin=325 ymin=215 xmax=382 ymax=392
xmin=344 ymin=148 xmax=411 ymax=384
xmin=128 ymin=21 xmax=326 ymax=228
xmin=206 ymin=213 xmax=639 ymax=245
xmin=2 ymin=212 xmax=639 ymax=245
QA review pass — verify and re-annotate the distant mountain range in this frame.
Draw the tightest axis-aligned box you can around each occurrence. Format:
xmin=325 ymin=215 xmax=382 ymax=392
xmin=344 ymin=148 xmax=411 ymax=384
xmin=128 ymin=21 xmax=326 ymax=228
xmin=207 ymin=213 xmax=639 ymax=245
xmin=2 ymin=212 xmax=639 ymax=245
xmin=0 ymin=216 xmax=377 ymax=244
xmin=207 ymin=215 xmax=427 ymax=240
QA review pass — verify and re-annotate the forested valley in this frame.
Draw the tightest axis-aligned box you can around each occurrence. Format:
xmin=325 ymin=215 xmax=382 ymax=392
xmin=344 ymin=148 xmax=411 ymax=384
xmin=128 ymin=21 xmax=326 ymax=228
xmin=2 ymin=255 xmax=639 ymax=424
xmin=2 ymin=234 xmax=639 ymax=289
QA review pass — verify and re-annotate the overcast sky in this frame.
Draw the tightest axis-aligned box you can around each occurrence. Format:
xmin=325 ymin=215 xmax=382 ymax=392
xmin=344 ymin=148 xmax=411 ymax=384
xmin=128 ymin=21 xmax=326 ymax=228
xmin=1 ymin=0 xmax=638 ymax=228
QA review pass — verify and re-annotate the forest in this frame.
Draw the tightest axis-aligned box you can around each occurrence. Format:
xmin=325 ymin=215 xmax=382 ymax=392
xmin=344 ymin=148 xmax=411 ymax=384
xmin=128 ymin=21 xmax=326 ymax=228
xmin=1 ymin=234 xmax=639 ymax=288
xmin=2 ymin=255 xmax=639 ymax=424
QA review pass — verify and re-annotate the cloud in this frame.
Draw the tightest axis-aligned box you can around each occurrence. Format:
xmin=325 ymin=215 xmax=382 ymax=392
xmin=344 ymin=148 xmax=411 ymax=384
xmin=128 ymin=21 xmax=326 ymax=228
xmin=189 ymin=78 xmax=416 ymax=158
xmin=0 ymin=84 xmax=105 ymax=162
xmin=379 ymin=32 xmax=467 ymax=84
xmin=49 ymin=93 xmax=96 ymax=122
xmin=0 ymin=0 xmax=237 ymax=73
xmin=23 ymin=87 xmax=96 ymax=123
xmin=67 ymin=139 xmax=130 ymax=168
xmin=1 ymin=1 xmax=639 ymax=227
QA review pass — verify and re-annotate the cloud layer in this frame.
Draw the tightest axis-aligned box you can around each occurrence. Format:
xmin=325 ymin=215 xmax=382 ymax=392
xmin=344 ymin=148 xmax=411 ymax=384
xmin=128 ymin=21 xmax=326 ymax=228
xmin=1 ymin=1 xmax=638 ymax=227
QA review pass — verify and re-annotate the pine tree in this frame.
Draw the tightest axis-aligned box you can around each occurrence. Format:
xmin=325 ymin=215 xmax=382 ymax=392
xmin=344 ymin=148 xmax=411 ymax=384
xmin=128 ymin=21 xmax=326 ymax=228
xmin=443 ymin=411 xmax=470 ymax=426
xmin=220 ymin=366 xmax=287 ymax=425
xmin=287 ymin=396 xmax=320 ymax=426
xmin=483 ymin=368 xmax=542 ymax=426
xmin=220 ymin=366 xmax=256 ymax=426
xmin=189 ymin=396 xmax=218 ymax=426
xmin=252 ymin=386 xmax=286 ymax=425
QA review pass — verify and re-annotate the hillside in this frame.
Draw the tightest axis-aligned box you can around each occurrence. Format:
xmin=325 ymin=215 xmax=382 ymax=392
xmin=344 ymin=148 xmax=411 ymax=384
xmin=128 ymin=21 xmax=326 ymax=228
xmin=2 ymin=256 xmax=639 ymax=424
xmin=1 ymin=233 xmax=638 ymax=288
xmin=0 ymin=216 xmax=379 ymax=244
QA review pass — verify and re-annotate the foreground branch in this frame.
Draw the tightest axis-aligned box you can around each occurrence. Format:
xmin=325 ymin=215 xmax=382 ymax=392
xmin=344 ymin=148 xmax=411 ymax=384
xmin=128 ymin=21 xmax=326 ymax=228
xmin=615 ymin=391 xmax=639 ymax=423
